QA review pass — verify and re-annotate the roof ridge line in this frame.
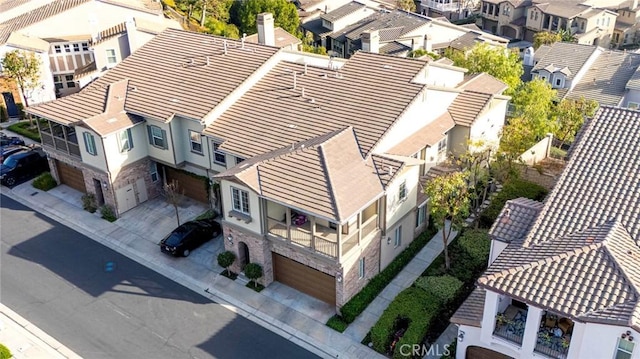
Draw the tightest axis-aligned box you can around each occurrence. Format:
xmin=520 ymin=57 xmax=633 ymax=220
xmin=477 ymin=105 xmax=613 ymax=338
xmin=318 ymin=143 xmax=340 ymax=222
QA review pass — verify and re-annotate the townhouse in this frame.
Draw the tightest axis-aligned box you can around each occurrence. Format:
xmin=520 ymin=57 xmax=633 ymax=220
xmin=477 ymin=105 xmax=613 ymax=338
xmin=26 ymin=25 xmax=510 ymax=309
xmin=419 ymin=0 xmax=480 ymax=21
xmin=0 ymin=0 xmax=179 ymax=118
xmin=610 ymin=0 xmax=640 ymax=48
xmin=452 ymin=105 xmax=640 ymax=359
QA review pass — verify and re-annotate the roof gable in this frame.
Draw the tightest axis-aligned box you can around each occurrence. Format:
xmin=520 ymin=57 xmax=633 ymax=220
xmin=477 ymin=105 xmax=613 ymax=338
xmin=532 ymin=42 xmax=599 ymax=81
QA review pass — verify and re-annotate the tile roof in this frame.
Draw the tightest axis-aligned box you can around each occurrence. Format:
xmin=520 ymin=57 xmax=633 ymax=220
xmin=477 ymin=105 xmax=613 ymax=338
xmin=626 ymin=67 xmax=640 ymax=90
xmin=342 ymin=10 xmax=429 ymax=42
xmin=450 ymin=288 xmax=486 ymax=327
xmin=73 ymin=60 xmax=98 ymax=80
xmin=448 ymin=91 xmax=493 ymax=127
xmin=91 ymin=21 xmax=127 ymax=45
xmin=534 ymin=2 xmax=590 ymax=18
xmin=203 ymin=51 xmax=428 ymax=158
xmin=320 ymin=1 xmax=367 ymax=22
xmin=0 ymin=0 xmax=32 ymax=13
xmin=245 ymin=27 xmax=301 ymax=49
xmin=449 ymin=32 xmax=480 ymax=51
xmin=379 ymin=41 xmax=411 ymax=55
xmin=386 ymin=112 xmax=454 ymax=156
xmin=81 ymin=79 xmax=144 ymax=136
xmin=300 ymin=17 xmax=334 ymax=37
xmin=489 ymin=198 xmax=544 ymax=243
xmin=215 ymin=127 xmax=384 ymax=222
xmin=566 ymin=50 xmax=640 ymax=106
xmin=531 ymin=42 xmax=599 ymax=81
xmin=5 ymin=32 xmax=49 ymax=52
xmin=457 ymin=73 xmax=508 ymax=94
xmin=371 ymin=154 xmax=405 ymax=188
xmin=28 ymin=29 xmax=280 ymax=124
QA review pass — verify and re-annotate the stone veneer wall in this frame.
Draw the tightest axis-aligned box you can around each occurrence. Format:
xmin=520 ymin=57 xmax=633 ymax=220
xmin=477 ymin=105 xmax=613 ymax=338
xmin=222 ymin=223 xmax=272 ymax=283
xmin=339 ymin=236 xmax=380 ymax=307
xmin=111 ymin=158 xmax=162 ymax=215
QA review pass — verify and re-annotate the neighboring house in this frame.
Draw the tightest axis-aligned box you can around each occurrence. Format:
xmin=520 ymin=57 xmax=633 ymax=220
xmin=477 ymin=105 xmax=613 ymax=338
xmin=0 ymin=0 xmax=179 ymax=116
xmin=480 ymin=0 xmax=620 ymax=45
xmin=244 ymin=13 xmax=302 ymax=51
xmin=419 ymin=0 xmax=480 ymax=21
xmin=452 ymin=105 xmax=640 ymax=359
xmin=526 ymin=41 xmax=640 ymax=107
xmin=610 ymin=0 xmax=640 ymax=48
xmin=303 ymin=3 xmax=508 ymax=58
xmin=26 ymin=26 xmax=510 ymax=310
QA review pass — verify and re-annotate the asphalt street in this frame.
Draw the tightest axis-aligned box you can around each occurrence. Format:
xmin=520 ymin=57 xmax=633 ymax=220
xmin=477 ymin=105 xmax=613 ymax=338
xmin=0 ymin=194 xmax=319 ymax=359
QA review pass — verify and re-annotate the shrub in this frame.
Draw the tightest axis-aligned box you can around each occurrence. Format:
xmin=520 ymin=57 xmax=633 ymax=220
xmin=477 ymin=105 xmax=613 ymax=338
xmin=327 ymin=315 xmax=348 ymax=332
xmin=217 ymin=251 xmax=236 ymax=276
xmin=0 ymin=343 xmax=11 ymax=359
xmin=337 ymin=226 xmax=438 ymax=324
xmin=479 ymin=179 xmax=548 ymax=228
xmin=414 ymin=275 xmax=463 ymax=304
xmin=32 ymin=172 xmax=57 ymax=191
xmin=245 ymin=281 xmax=265 ymax=292
xmin=457 ymin=229 xmax=491 ymax=269
xmin=7 ymin=121 xmax=40 ymax=142
xmin=162 ymin=0 xmax=176 ymax=8
xmin=195 ymin=209 xmax=215 ymax=220
xmin=82 ymin=194 xmax=98 ymax=213
xmin=100 ymin=205 xmax=117 ymax=222
xmin=0 ymin=105 xmax=7 ymax=122
xmin=244 ymin=262 xmax=263 ymax=287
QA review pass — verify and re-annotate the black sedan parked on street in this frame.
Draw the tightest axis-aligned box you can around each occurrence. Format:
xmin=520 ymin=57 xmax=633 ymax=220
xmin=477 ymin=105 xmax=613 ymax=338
xmin=160 ymin=218 xmax=221 ymax=257
xmin=0 ymin=147 xmax=49 ymax=187
xmin=0 ymin=132 xmax=26 ymax=147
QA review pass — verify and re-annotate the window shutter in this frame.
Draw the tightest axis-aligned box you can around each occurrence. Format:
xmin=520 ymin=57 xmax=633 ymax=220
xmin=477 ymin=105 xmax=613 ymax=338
xmin=161 ymin=129 xmax=168 ymax=149
xmin=147 ymin=126 xmax=153 ymax=145
xmin=128 ymin=129 xmax=134 ymax=150
xmin=83 ymin=132 xmax=90 ymax=153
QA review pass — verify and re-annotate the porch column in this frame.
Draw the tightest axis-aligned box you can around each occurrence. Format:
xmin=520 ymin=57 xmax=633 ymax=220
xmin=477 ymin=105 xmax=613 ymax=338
xmin=521 ymin=306 xmax=544 ymax=355
xmin=285 ymin=207 xmax=292 ymax=243
xmin=62 ymin=126 xmax=71 ymax=153
xmin=35 ymin=116 xmax=42 ymax=135
xmin=310 ymin=216 xmax=316 ymax=251
xmin=566 ymin=322 xmax=585 ymax=359
xmin=47 ymin=121 xmax=55 ymax=149
xmin=337 ymin=225 xmax=342 ymax=261
xmin=480 ymin=291 xmax=499 ymax=342
xmin=357 ymin=213 xmax=362 ymax=246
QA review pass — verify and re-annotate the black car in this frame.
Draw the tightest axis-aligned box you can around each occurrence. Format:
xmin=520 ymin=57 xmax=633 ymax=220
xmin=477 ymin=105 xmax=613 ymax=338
xmin=160 ymin=219 xmax=221 ymax=257
xmin=0 ymin=145 xmax=30 ymax=162
xmin=0 ymin=133 xmax=26 ymax=147
xmin=0 ymin=148 xmax=49 ymax=187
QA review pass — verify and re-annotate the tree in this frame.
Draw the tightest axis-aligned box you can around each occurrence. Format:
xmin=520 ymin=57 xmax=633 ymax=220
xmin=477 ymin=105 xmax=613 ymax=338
xmin=510 ymin=78 xmax=557 ymax=140
xmin=204 ymin=17 xmax=240 ymax=38
xmin=396 ymin=0 xmax=416 ymax=12
xmin=200 ymin=0 xmax=234 ymax=26
xmin=301 ymin=32 xmax=327 ymax=55
xmin=424 ymin=172 xmax=471 ymax=270
xmin=533 ymin=31 xmax=561 ymax=49
xmin=453 ymin=140 xmax=493 ymax=228
xmin=244 ymin=262 xmax=263 ymax=288
xmin=553 ymin=97 xmax=598 ymax=148
xmin=499 ymin=116 xmax=538 ymax=159
xmin=1 ymin=50 xmax=41 ymax=117
xmin=217 ymin=251 xmax=236 ymax=276
xmin=446 ymin=43 xmax=523 ymax=95
xmin=231 ymin=0 xmax=299 ymax=36
xmin=163 ymin=179 xmax=185 ymax=226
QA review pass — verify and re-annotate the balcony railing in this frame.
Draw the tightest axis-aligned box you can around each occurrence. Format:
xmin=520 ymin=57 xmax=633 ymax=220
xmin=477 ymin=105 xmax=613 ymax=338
xmin=493 ymin=306 xmax=527 ymax=346
xmin=535 ymin=314 xmax=572 ymax=359
xmin=534 ymin=339 xmax=569 ymax=359
xmin=41 ymin=132 xmax=81 ymax=158
xmin=422 ymin=0 xmax=459 ymax=11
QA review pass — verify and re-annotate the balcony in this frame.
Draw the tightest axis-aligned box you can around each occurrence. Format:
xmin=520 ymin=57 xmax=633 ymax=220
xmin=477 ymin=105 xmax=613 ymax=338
xmin=534 ymin=313 xmax=573 ymax=359
xmin=38 ymin=119 xmax=80 ymax=158
xmin=422 ymin=0 xmax=459 ymax=12
xmin=493 ymin=305 xmax=527 ymax=345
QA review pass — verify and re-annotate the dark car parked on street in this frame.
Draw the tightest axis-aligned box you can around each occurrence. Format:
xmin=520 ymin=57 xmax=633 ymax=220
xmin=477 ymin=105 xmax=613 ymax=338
xmin=0 ymin=148 xmax=49 ymax=187
xmin=0 ymin=132 xmax=26 ymax=147
xmin=0 ymin=145 xmax=31 ymax=162
xmin=160 ymin=218 xmax=221 ymax=257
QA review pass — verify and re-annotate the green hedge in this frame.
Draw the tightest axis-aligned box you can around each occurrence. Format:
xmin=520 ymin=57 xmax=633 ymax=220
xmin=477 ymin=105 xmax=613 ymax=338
xmin=0 ymin=343 xmax=11 ymax=359
xmin=327 ymin=315 xmax=348 ymax=332
xmin=414 ymin=275 xmax=462 ymax=304
xmin=478 ymin=179 xmax=548 ymax=228
xmin=7 ymin=121 xmax=41 ymax=142
xmin=336 ymin=225 xmax=437 ymax=325
xmin=32 ymin=172 xmax=57 ymax=191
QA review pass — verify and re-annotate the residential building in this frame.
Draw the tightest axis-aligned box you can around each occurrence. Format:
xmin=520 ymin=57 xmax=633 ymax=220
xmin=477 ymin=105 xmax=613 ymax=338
xmin=452 ymin=105 xmax=640 ymax=359
xmin=526 ymin=41 xmax=640 ymax=107
xmin=480 ymin=0 xmax=620 ymax=45
xmin=610 ymin=0 xmax=640 ymax=48
xmin=419 ymin=0 xmax=480 ymax=21
xmin=244 ymin=13 xmax=302 ymax=51
xmin=0 ymin=0 xmax=179 ymax=118
xmin=26 ymin=25 xmax=510 ymax=310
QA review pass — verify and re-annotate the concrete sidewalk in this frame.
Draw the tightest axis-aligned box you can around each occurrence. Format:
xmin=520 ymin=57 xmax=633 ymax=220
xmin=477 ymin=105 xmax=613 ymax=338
xmin=0 ymin=303 xmax=82 ymax=359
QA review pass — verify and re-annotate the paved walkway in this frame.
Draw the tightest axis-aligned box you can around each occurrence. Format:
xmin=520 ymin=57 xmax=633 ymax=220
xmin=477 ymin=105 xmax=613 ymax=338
xmin=425 ymin=324 xmax=458 ymax=359
xmin=344 ymin=223 xmax=458 ymax=343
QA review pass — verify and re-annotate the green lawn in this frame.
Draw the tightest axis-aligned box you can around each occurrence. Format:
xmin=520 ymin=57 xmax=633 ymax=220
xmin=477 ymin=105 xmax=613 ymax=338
xmin=7 ymin=121 xmax=41 ymax=142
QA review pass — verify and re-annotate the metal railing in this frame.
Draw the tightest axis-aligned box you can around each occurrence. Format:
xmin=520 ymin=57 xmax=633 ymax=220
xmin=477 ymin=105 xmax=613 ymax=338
xmin=534 ymin=337 xmax=570 ymax=359
xmin=41 ymin=133 xmax=81 ymax=158
xmin=421 ymin=0 xmax=459 ymax=11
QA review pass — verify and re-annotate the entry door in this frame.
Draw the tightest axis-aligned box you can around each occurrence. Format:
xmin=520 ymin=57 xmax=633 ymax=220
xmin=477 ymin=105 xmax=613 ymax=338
xmin=136 ymin=178 xmax=148 ymax=203
xmin=116 ymin=184 xmax=136 ymax=213
xmin=2 ymin=92 xmax=19 ymax=118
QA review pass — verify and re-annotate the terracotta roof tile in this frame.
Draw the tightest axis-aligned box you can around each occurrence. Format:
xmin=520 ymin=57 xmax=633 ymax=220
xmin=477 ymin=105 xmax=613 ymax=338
xmin=489 ymin=198 xmax=544 ymax=243
xmin=448 ymin=91 xmax=493 ymax=127
xmin=450 ymin=288 xmax=486 ymax=327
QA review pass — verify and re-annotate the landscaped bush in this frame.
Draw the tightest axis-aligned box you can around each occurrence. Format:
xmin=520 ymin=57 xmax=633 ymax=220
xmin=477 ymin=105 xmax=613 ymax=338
xmin=32 ymin=172 xmax=57 ymax=191
xmin=414 ymin=275 xmax=462 ymax=304
xmin=82 ymin=194 xmax=98 ymax=213
xmin=195 ymin=209 xmax=215 ymax=220
xmin=244 ymin=262 xmax=263 ymax=288
xmin=0 ymin=343 xmax=11 ymax=359
xmin=100 ymin=205 xmax=117 ymax=222
xmin=217 ymin=251 xmax=236 ymax=277
xmin=335 ymin=226 xmax=438 ymax=325
xmin=0 ymin=105 xmax=7 ymax=122
xmin=422 ymin=229 xmax=491 ymax=283
xmin=478 ymin=179 xmax=548 ymax=228
xmin=457 ymin=229 xmax=491 ymax=270
xmin=370 ymin=287 xmax=441 ymax=358
xmin=7 ymin=121 xmax=40 ymax=142
xmin=327 ymin=315 xmax=348 ymax=332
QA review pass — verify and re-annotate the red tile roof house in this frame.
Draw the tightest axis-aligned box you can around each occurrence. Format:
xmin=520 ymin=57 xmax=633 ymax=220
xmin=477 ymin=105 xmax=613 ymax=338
xmin=26 ymin=26 xmax=510 ymax=310
xmin=452 ymin=106 xmax=640 ymax=359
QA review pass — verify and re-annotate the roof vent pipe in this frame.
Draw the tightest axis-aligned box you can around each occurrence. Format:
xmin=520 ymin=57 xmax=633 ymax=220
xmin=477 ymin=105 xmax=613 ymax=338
xmin=301 ymin=87 xmax=305 ymax=98
xmin=223 ymin=40 xmax=228 ymax=55
xmin=304 ymin=63 xmax=308 ymax=75
xmin=206 ymin=56 xmax=210 ymax=66
xmin=242 ymin=33 xmax=246 ymax=49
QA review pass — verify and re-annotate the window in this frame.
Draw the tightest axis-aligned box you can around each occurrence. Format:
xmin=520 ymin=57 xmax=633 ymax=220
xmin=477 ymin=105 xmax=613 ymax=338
xmin=358 ymin=258 xmax=365 ymax=279
xmin=82 ymin=42 xmax=89 ymax=51
xmin=147 ymin=125 xmax=166 ymax=149
xmin=606 ymin=17 xmax=610 ymax=27
xmin=189 ymin=130 xmax=202 ymax=154
xmin=628 ymin=102 xmax=639 ymax=109
xmin=231 ymin=187 xmax=250 ymax=214
xmin=83 ymin=132 xmax=97 ymax=155
xmin=438 ymin=137 xmax=448 ymax=152
xmin=535 ymin=12 xmax=538 ymax=21
xmin=64 ymin=44 xmax=71 ymax=53
xmin=106 ymin=49 xmax=117 ymax=65
xmin=53 ymin=75 xmax=63 ymax=90
xmin=119 ymin=129 xmax=133 ymax=152
xmin=73 ymin=43 xmax=80 ymax=52
xmin=235 ymin=157 xmax=245 ymax=165
xmin=150 ymin=162 xmax=159 ymax=182
xmin=394 ymin=226 xmax=402 ymax=248
xmin=213 ymin=142 xmax=226 ymax=165
xmin=416 ymin=204 xmax=427 ymax=227
xmin=398 ymin=180 xmax=407 ymax=201
xmin=554 ymin=76 xmax=562 ymax=87
xmin=54 ymin=45 xmax=61 ymax=53
xmin=581 ymin=21 xmax=584 ymax=30
xmin=615 ymin=338 xmax=634 ymax=359
xmin=65 ymin=74 xmax=75 ymax=88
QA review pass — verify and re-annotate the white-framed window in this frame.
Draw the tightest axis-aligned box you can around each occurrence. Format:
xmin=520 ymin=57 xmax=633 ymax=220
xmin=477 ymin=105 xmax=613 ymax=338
xmin=118 ymin=128 xmax=133 ymax=152
xmin=530 ymin=10 xmax=534 ymax=19
xmin=189 ymin=130 xmax=202 ymax=154
xmin=106 ymin=49 xmax=117 ymax=65
xmin=535 ymin=11 xmax=538 ymax=20
xmin=236 ymin=157 xmax=244 ymax=165
xmin=213 ymin=143 xmax=226 ymax=165
xmin=147 ymin=125 xmax=166 ymax=149
xmin=64 ymin=44 xmax=71 ymax=53
xmin=150 ymin=162 xmax=159 ymax=182
xmin=53 ymin=75 xmax=63 ymax=90
xmin=554 ymin=76 xmax=563 ymax=87
xmin=82 ymin=42 xmax=89 ymax=51
xmin=416 ymin=204 xmax=427 ymax=227
xmin=65 ymin=74 xmax=75 ymax=88
xmin=398 ymin=180 xmax=407 ymax=201
xmin=54 ymin=45 xmax=62 ymax=53
xmin=394 ymin=226 xmax=402 ymax=247
xmin=438 ymin=137 xmax=448 ymax=152
xmin=358 ymin=257 xmax=365 ymax=279
xmin=83 ymin=132 xmax=97 ymax=155
xmin=73 ymin=43 xmax=80 ymax=52
xmin=231 ymin=187 xmax=250 ymax=214
xmin=615 ymin=338 xmax=635 ymax=359
xmin=628 ymin=102 xmax=639 ymax=109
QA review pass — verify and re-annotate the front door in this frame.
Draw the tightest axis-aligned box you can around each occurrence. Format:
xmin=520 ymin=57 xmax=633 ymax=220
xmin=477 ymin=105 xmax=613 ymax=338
xmin=238 ymin=242 xmax=250 ymax=270
xmin=93 ymin=178 xmax=105 ymax=206
xmin=2 ymin=92 xmax=19 ymax=118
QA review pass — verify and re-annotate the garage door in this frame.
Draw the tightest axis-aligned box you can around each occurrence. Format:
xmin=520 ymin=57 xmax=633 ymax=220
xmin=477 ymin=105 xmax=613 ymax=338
xmin=466 ymin=346 xmax=513 ymax=359
xmin=272 ymin=253 xmax=336 ymax=305
xmin=56 ymin=161 xmax=85 ymax=193
xmin=165 ymin=167 xmax=208 ymax=203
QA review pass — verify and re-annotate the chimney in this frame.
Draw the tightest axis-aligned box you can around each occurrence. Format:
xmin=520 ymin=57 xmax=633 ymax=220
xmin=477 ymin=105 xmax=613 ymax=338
xmin=257 ymin=12 xmax=275 ymax=46
xmin=423 ymin=33 xmax=433 ymax=52
xmin=523 ymin=46 xmax=535 ymax=66
xmin=361 ymin=30 xmax=380 ymax=53
xmin=125 ymin=17 xmax=138 ymax=52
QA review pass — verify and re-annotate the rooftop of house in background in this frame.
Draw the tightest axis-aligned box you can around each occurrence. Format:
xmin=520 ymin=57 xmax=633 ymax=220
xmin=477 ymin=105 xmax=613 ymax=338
xmin=245 ymin=27 xmax=302 ymax=49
